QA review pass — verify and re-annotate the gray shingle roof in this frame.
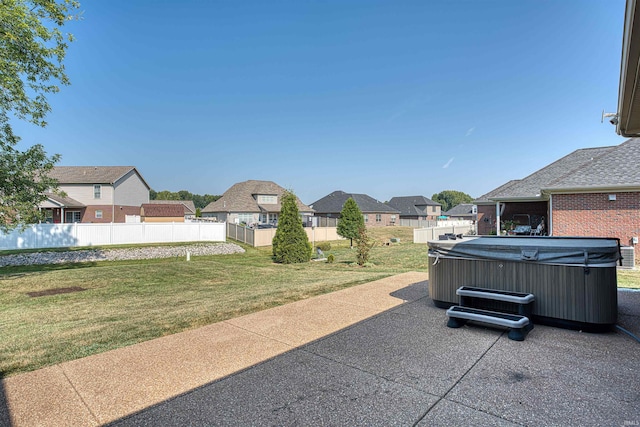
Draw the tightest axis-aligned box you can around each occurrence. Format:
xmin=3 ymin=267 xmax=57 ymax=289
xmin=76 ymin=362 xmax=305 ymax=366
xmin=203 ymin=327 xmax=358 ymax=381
xmin=43 ymin=192 xmax=85 ymax=208
xmin=49 ymin=166 xmax=150 ymax=189
xmin=386 ymin=196 xmax=441 ymax=216
xmin=148 ymin=200 xmax=196 ymax=215
xmin=443 ymin=203 xmax=475 ymax=216
xmin=201 ymin=180 xmax=313 ymax=214
xmin=546 ymin=138 xmax=640 ymax=190
xmin=310 ymin=191 xmax=400 ymax=214
xmin=474 ymin=140 xmax=629 ymax=202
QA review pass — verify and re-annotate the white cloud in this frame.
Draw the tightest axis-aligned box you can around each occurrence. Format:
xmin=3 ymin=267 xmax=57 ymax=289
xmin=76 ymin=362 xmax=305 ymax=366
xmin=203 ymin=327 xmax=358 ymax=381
xmin=442 ymin=157 xmax=454 ymax=169
xmin=465 ymin=127 xmax=475 ymax=137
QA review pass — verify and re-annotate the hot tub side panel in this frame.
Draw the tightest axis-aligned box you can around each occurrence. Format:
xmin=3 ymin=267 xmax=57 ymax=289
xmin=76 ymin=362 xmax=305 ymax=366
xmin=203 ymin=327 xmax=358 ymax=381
xmin=428 ymin=255 xmax=617 ymax=326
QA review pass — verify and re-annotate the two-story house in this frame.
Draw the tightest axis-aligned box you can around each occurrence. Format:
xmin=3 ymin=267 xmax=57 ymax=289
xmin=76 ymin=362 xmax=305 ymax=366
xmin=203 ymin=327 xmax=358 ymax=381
xmin=201 ymin=180 xmax=314 ymax=226
xmin=39 ymin=166 xmax=150 ymax=223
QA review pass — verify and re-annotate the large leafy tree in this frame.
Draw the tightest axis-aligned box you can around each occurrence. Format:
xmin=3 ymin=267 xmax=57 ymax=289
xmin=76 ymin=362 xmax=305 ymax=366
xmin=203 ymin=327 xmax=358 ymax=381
xmin=150 ymin=189 xmax=221 ymax=209
xmin=1 ymin=0 xmax=80 ymax=231
xmin=272 ymin=191 xmax=312 ymax=264
xmin=337 ymin=197 xmax=364 ymax=248
xmin=431 ymin=190 xmax=474 ymax=213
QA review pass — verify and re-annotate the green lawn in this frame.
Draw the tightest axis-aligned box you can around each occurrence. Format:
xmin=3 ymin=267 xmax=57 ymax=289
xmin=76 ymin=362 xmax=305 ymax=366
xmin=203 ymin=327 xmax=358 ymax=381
xmin=0 ymin=227 xmax=425 ymax=377
xmin=1 ymin=226 xmax=638 ymax=377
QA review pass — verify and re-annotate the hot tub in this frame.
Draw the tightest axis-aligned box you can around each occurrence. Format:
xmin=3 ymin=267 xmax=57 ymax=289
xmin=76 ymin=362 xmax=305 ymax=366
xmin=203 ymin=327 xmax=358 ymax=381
xmin=428 ymin=236 xmax=621 ymax=331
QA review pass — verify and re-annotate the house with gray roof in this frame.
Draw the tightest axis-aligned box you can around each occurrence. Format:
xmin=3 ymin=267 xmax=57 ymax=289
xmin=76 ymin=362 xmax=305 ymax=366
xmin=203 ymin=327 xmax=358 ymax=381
xmin=475 ymin=138 xmax=640 ymax=246
xmin=310 ymin=191 xmax=400 ymax=227
xmin=386 ymin=196 xmax=441 ymax=222
xmin=39 ymin=166 xmax=150 ymax=224
xmin=443 ymin=203 xmax=476 ymax=221
xmin=201 ymin=180 xmax=314 ymax=226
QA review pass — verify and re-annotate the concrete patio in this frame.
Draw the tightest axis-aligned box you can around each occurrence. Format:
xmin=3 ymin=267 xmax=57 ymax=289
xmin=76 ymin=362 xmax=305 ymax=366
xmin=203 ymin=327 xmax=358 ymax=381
xmin=1 ymin=271 xmax=638 ymax=426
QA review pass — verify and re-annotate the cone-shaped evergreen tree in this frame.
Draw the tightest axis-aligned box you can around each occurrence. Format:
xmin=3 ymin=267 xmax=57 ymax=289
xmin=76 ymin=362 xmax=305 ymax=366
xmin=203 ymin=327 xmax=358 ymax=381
xmin=337 ymin=197 xmax=364 ymax=247
xmin=272 ymin=191 xmax=312 ymax=263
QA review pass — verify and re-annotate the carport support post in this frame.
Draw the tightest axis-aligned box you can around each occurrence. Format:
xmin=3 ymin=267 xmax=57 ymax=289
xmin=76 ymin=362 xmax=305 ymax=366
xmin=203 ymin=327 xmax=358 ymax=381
xmin=496 ymin=203 xmax=501 ymax=235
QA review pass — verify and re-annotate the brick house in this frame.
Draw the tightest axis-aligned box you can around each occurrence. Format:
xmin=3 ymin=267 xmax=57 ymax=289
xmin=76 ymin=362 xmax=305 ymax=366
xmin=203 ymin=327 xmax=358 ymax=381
xmin=310 ymin=191 xmax=400 ymax=227
xmin=475 ymin=138 xmax=640 ymax=246
xmin=443 ymin=203 xmax=477 ymax=221
xmin=39 ymin=166 xmax=150 ymax=223
xmin=385 ymin=196 xmax=441 ymax=221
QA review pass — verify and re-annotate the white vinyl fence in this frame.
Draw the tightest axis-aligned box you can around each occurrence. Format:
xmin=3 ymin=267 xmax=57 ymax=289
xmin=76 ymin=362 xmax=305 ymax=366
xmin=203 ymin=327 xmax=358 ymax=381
xmin=413 ymin=222 xmax=475 ymax=244
xmin=0 ymin=222 xmax=226 ymax=250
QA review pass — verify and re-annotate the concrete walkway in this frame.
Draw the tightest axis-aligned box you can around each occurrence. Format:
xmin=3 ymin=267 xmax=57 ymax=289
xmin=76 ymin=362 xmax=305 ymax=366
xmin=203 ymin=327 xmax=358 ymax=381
xmin=2 ymin=271 xmax=639 ymax=426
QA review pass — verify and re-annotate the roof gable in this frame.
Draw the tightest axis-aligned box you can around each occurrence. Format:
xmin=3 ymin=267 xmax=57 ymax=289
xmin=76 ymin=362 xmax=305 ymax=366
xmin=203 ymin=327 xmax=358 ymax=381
xmin=202 ymin=180 xmax=313 ymax=213
xmin=311 ymin=191 xmax=399 ymax=214
xmin=386 ymin=196 xmax=441 ymax=216
xmin=49 ymin=166 xmax=150 ymax=189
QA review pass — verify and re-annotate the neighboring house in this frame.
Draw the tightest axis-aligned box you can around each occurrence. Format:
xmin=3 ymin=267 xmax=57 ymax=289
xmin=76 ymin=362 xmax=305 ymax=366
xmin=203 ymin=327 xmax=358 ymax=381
xmin=141 ymin=204 xmax=185 ymax=223
xmin=201 ymin=180 xmax=314 ymax=226
xmin=475 ymin=138 xmax=640 ymax=246
xmin=39 ymin=166 xmax=150 ymax=224
xmin=310 ymin=191 xmax=400 ymax=227
xmin=147 ymin=200 xmax=197 ymax=220
xmin=443 ymin=203 xmax=477 ymax=221
xmin=386 ymin=196 xmax=441 ymax=221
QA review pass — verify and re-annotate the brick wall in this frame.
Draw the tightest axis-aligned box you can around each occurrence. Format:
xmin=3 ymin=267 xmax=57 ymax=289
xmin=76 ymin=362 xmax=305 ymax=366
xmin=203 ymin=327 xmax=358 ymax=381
xmin=477 ymin=205 xmax=495 ymax=235
xmin=82 ymin=205 xmax=141 ymax=223
xmin=364 ymin=213 xmax=397 ymax=227
xmin=552 ymin=192 xmax=640 ymax=245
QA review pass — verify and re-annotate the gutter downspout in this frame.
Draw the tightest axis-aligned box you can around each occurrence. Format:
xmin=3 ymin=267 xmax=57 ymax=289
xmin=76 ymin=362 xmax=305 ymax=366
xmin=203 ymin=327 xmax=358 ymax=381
xmin=548 ymin=194 xmax=553 ymax=236
xmin=495 ymin=202 xmax=505 ymax=235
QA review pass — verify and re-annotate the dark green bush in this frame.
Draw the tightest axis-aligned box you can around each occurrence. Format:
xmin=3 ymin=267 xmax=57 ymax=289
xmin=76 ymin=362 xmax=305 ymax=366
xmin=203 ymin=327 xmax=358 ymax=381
xmin=272 ymin=191 xmax=312 ymax=264
xmin=316 ymin=242 xmax=331 ymax=251
xmin=327 ymin=253 xmax=335 ymax=263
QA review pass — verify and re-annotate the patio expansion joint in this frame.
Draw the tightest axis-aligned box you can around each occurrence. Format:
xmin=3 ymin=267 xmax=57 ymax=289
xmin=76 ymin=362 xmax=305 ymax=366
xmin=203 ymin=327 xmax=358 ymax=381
xmin=221 ymin=319 xmax=297 ymax=349
xmin=411 ymin=331 xmax=510 ymax=427
xmin=58 ymin=365 xmax=101 ymax=426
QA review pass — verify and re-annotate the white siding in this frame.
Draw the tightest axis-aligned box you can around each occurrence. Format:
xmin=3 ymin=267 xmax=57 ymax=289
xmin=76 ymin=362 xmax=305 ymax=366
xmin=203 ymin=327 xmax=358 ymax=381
xmin=114 ymin=170 xmax=149 ymax=206
xmin=58 ymin=184 xmax=114 ymax=205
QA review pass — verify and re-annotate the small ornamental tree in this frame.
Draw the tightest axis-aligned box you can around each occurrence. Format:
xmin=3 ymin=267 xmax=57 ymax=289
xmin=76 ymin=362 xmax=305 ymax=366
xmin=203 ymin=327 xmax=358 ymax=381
xmin=272 ymin=191 xmax=312 ymax=264
xmin=355 ymin=225 xmax=373 ymax=266
xmin=337 ymin=197 xmax=364 ymax=247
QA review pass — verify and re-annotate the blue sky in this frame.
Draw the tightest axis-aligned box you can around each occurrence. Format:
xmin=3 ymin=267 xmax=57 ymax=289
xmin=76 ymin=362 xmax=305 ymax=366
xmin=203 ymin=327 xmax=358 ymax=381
xmin=13 ymin=0 xmax=627 ymax=204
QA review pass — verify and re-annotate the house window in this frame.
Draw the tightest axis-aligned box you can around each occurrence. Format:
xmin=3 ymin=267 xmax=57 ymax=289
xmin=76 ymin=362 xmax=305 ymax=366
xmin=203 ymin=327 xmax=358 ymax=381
xmin=257 ymin=195 xmax=277 ymax=204
xmin=376 ymin=214 xmax=382 ymax=222
xmin=364 ymin=214 xmax=368 ymax=223
xmin=431 ymin=206 xmax=437 ymax=213
xmin=44 ymin=210 xmax=53 ymax=223
xmin=391 ymin=215 xmax=396 ymax=224
xmin=237 ymin=213 xmax=253 ymax=225
xmin=95 ymin=210 xmax=103 ymax=219
xmin=65 ymin=211 xmax=81 ymax=223
xmin=94 ymin=184 xmax=101 ymax=199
